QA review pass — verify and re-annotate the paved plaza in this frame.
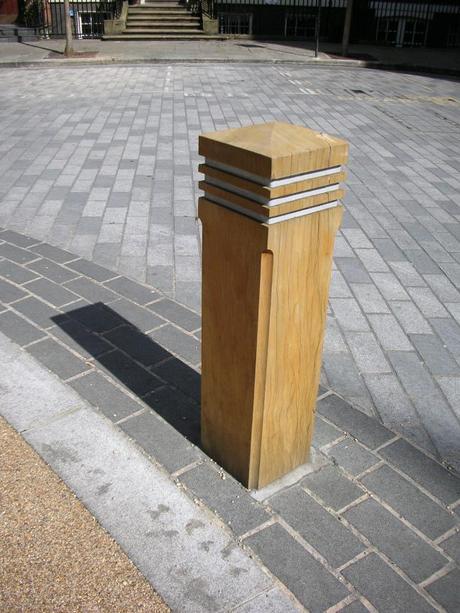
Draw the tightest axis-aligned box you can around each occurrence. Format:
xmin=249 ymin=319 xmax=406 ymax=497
xmin=1 ymin=63 xmax=460 ymax=473
xmin=1 ymin=61 xmax=460 ymax=611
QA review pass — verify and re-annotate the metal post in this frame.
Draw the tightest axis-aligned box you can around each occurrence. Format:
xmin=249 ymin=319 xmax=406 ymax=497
xmin=341 ymin=0 xmax=354 ymax=57
xmin=315 ymin=0 xmax=321 ymax=58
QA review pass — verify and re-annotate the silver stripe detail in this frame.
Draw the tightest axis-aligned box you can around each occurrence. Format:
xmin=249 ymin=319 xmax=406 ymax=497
xmin=205 ymin=158 xmax=342 ymax=187
xmin=204 ymin=193 xmax=340 ymax=225
xmin=205 ymin=175 xmax=339 ymax=207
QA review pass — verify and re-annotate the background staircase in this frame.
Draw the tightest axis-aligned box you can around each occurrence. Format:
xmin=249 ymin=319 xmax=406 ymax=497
xmin=103 ymin=0 xmax=224 ymax=41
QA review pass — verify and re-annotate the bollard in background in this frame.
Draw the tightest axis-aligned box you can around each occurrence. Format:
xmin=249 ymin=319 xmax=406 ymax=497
xmin=198 ymin=122 xmax=348 ymax=489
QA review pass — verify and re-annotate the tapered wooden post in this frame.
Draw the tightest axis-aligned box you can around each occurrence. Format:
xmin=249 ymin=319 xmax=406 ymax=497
xmin=198 ymin=122 xmax=348 ymax=489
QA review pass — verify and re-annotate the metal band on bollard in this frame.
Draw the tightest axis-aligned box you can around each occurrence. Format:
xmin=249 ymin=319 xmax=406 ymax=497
xmin=198 ymin=122 xmax=348 ymax=489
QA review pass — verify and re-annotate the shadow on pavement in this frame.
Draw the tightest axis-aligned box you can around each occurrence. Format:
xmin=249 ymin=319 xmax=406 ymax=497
xmin=52 ymin=302 xmax=202 ymax=445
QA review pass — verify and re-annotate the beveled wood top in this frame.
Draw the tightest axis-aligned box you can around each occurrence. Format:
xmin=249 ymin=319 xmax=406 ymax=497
xmin=199 ymin=122 xmax=348 ymax=180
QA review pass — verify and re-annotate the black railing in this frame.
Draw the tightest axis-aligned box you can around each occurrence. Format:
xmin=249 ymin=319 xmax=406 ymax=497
xmin=22 ymin=0 xmax=117 ymax=38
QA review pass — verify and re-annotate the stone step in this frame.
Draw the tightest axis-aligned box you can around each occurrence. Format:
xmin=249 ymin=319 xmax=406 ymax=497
xmin=103 ymin=33 xmax=226 ymax=40
xmin=127 ymin=13 xmax=199 ymax=20
xmin=123 ymin=27 xmax=203 ymax=34
xmin=128 ymin=8 xmax=191 ymax=14
xmin=127 ymin=22 xmax=201 ymax=28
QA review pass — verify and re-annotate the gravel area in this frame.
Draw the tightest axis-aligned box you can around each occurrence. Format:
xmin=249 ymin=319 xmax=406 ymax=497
xmin=0 ymin=416 xmax=169 ymax=613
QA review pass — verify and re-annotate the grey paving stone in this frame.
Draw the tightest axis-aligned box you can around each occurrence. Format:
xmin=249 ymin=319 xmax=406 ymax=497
xmin=25 ymin=277 xmax=79 ymax=307
xmin=343 ymin=498 xmax=447 ymax=582
xmin=26 ymin=338 xmax=91 ymax=380
xmin=179 ymin=462 xmax=269 ymax=535
xmin=311 ymin=415 xmax=343 ymax=449
xmin=440 ymin=532 xmax=460 ymax=565
xmin=269 ymin=487 xmax=365 ymax=568
xmin=350 ymin=283 xmax=390 ymax=314
xmin=232 ymin=587 xmax=300 ymax=613
xmin=104 ymin=325 xmax=170 ymax=368
xmin=120 ymin=409 xmax=203 ymax=473
xmin=12 ymin=296 xmax=60 ymax=329
xmin=66 ymin=258 xmax=118 ymax=282
xmin=302 ymin=465 xmax=364 ymax=511
xmin=336 ymin=257 xmax=372 ymax=284
xmin=64 ymin=277 xmax=118 ymax=304
xmin=62 ymin=302 xmax=124 ymax=334
xmin=0 ymin=278 xmax=28 ymax=303
xmin=105 ymin=275 xmax=160 ymax=305
xmin=27 ymin=257 xmax=79 ymax=284
xmin=0 ymin=309 xmax=45 ymax=346
xmin=377 ymin=438 xmax=460 ymax=505
xmin=245 ymin=523 xmax=349 ymax=611
xmin=29 ymin=242 xmax=78 ymax=264
xmin=373 ymin=238 xmax=407 ymax=262
xmin=410 ymin=333 xmax=460 ymax=376
xmin=108 ymin=298 xmax=164 ymax=333
xmin=341 ymin=553 xmax=435 ymax=613
xmin=144 ymin=385 xmax=200 ymax=444
xmin=0 ymin=229 xmax=40 ymax=248
xmin=149 ymin=324 xmax=200 ymax=365
xmin=69 ymin=371 xmax=143 ymax=422
xmin=390 ymin=301 xmax=432 ymax=334
xmin=344 ymin=331 xmax=391 ymax=374
xmin=407 ymin=286 xmax=449 ymax=318
xmin=0 ymin=259 xmax=39 ymax=284
xmin=359 ymin=465 xmax=456 ymax=540
xmin=370 ymin=272 xmax=410 ymax=301
xmin=326 ymin=438 xmax=379 ymax=477
xmin=148 ymin=298 xmax=201 ymax=332
xmin=317 ymin=394 xmax=394 ymax=449
xmin=0 ymin=241 xmax=38 ymax=264
xmin=430 ymin=318 xmax=460 ymax=359
xmin=153 ymin=357 xmax=200 ymax=402
xmin=98 ymin=350 xmax=162 ymax=397
xmin=330 ymin=298 xmax=370 ymax=332
xmin=368 ymin=314 xmax=412 ymax=351
xmin=425 ymin=569 xmax=460 ymax=612
xmin=49 ymin=318 xmax=112 ymax=360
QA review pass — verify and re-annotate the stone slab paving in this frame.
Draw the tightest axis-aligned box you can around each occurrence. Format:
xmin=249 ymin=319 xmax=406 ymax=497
xmin=1 ymin=64 xmax=460 ymax=471
xmin=0 ymin=228 xmax=459 ymax=611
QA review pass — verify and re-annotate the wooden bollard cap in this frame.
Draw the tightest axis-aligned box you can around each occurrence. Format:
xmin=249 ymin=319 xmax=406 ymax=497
xmin=199 ymin=122 xmax=348 ymax=224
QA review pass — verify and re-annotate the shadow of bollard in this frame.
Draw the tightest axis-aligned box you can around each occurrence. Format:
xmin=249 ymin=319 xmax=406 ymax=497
xmin=52 ymin=302 xmax=201 ymax=445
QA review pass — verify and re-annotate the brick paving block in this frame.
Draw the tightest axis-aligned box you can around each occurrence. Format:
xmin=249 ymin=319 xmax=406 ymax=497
xmin=28 ymin=242 xmax=77 ymax=264
xmin=335 ymin=257 xmax=372 ymax=284
xmin=317 ymin=394 xmax=394 ymax=449
xmin=356 ymin=248 xmax=389 ymax=273
xmin=0 ymin=309 xmax=45 ymax=346
xmin=66 ymin=258 xmax=118 ymax=282
xmin=62 ymin=302 xmax=124 ymax=334
xmin=0 ymin=259 xmax=39 ymax=284
xmin=370 ymin=272 xmax=410 ymax=301
xmin=377 ymin=438 xmax=460 ymax=505
xmin=109 ymin=298 xmax=165 ymax=333
xmin=405 ymin=249 xmax=441 ymax=275
xmin=368 ymin=314 xmax=412 ymax=351
xmin=329 ymin=270 xmax=352 ymax=298
xmin=359 ymin=465 xmax=456 ymax=540
xmin=179 ymin=463 xmax=269 ymax=536
xmin=104 ymin=275 xmax=160 ymax=305
xmin=28 ymin=257 xmax=80 ymax=284
xmin=389 ymin=260 xmax=426 ymax=288
xmin=344 ymin=498 xmax=447 ymax=582
xmin=390 ymin=301 xmax=432 ymax=335
xmin=105 ymin=324 xmax=171 ymax=367
xmin=50 ymin=318 xmax=112 ymax=360
xmin=26 ymin=338 xmax=91 ymax=380
xmin=0 ymin=278 xmax=28 ymax=303
xmin=25 ymin=277 xmax=78 ymax=307
xmin=153 ymin=357 xmax=200 ymax=402
xmin=245 ymin=523 xmax=349 ymax=611
xmin=149 ymin=324 xmax=200 ymax=365
xmin=339 ymin=600 xmax=369 ymax=613
xmin=120 ymin=409 xmax=203 ymax=473
xmin=344 ymin=331 xmax=391 ymax=374
xmin=269 ymin=487 xmax=365 ymax=568
xmin=148 ymin=298 xmax=201 ymax=332
xmin=64 ymin=277 xmax=118 ymax=304
xmin=440 ymin=532 xmax=460 ymax=565
xmin=373 ymin=238 xmax=406 ymax=262
xmin=429 ymin=318 xmax=460 ymax=359
xmin=311 ymin=415 xmax=343 ymax=448
xmin=0 ymin=242 xmax=38 ymax=264
xmin=350 ymin=283 xmax=390 ymax=314
xmin=407 ymin=287 xmax=449 ymax=318
xmin=341 ymin=553 xmax=435 ymax=613
xmin=425 ymin=569 xmax=460 ymax=612
xmin=98 ymin=349 xmax=162 ymax=397
xmin=326 ymin=438 xmax=379 ymax=477
xmin=13 ymin=296 xmax=60 ymax=329
xmin=69 ymin=371 xmax=143 ymax=422
xmin=424 ymin=273 xmax=460 ymax=302
xmin=144 ymin=386 xmax=200 ymax=444
xmin=0 ymin=229 xmax=39 ymax=248
xmin=330 ymin=298 xmax=370 ymax=332
xmin=302 ymin=465 xmax=364 ymax=511
xmin=410 ymin=333 xmax=460 ymax=377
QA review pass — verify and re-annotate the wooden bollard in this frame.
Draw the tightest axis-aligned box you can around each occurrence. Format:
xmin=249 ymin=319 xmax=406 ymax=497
xmin=198 ymin=122 xmax=348 ymax=489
